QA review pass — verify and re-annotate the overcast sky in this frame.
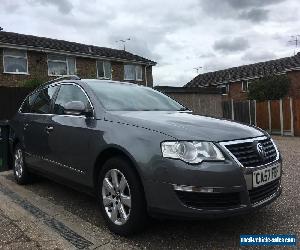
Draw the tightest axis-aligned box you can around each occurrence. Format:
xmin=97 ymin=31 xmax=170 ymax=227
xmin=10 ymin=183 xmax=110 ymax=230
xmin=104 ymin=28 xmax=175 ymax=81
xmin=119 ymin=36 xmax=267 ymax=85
xmin=1 ymin=0 xmax=299 ymax=86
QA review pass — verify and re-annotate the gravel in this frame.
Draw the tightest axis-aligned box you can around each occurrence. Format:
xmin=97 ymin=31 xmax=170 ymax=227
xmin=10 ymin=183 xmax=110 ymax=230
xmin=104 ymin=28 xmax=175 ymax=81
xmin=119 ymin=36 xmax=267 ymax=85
xmin=9 ymin=136 xmax=300 ymax=249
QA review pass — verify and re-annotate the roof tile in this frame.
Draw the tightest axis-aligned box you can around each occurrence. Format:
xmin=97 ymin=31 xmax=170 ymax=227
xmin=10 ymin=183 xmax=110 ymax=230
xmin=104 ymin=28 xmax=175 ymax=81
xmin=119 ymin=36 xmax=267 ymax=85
xmin=0 ymin=31 xmax=156 ymax=65
xmin=186 ymin=53 xmax=300 ymax=87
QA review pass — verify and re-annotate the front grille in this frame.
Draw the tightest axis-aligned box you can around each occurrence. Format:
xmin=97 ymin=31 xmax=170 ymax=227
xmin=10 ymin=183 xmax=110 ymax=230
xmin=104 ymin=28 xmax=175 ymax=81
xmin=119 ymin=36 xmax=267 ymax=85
xmin=175 ymin=191 xmax=241 ymax=209
xmin=225 ymin=138 xmax=277 ymax=167
xmin=249 ymin=180 xmax=280 ymax=204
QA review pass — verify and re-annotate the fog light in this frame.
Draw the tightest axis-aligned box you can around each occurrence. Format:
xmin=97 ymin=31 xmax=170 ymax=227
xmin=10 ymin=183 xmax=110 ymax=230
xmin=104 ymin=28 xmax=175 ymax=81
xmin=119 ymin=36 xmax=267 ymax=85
xmin=173 ymin=184 xmax=214 ymax=193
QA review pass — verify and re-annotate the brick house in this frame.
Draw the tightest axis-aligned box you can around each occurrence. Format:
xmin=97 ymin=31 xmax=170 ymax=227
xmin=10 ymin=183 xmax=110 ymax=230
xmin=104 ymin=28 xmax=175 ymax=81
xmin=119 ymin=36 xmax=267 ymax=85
xmin=0 ymin=31 xmax=156 ymax=87
xmin=185 ymin=53 xmax=300 ymax=100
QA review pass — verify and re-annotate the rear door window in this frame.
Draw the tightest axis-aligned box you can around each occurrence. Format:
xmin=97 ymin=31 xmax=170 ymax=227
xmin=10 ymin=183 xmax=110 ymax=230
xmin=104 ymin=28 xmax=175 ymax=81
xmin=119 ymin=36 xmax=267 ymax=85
xmin=31 ymin=85 xmax=58 ymax=114
xmin=21 ymin=92 xmax=39 ymax=113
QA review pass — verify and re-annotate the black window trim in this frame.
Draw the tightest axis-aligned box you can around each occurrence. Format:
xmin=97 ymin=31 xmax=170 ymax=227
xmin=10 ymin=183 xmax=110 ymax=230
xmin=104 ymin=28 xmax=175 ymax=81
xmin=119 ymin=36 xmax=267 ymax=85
xmin=19 ymin=82 xmax=94 ymax=118
xmin=19 ymin=83 xmax=59 ymax=115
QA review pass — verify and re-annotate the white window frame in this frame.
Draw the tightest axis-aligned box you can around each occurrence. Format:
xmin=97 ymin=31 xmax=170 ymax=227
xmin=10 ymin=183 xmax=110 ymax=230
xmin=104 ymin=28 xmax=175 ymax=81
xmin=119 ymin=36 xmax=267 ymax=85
xmin=124 ymin=64 xmax=143 ymax=81
xmin=47 ymin=54 xmax=76 ymax=76
xmin=96 ymin=60 xmax=111 ymax=79
xmin=219 ymin=84 xmax=229 ymax=95
xmin=3 ymin=49 xmax=29 ymax=74
xmin=241 ymin=80 xmax=249 ymax=92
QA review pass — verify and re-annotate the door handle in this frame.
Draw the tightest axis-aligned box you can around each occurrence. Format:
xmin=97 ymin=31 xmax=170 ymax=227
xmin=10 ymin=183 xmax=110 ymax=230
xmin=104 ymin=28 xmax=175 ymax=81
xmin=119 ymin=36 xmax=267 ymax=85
xmin=45 ymin=126 xmax=54 ymax=133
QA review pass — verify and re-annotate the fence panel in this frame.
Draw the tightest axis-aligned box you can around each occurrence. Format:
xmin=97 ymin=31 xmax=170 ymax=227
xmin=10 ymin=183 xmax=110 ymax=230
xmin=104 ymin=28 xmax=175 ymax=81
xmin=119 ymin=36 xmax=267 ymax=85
xmin=250 ymin=101 xmax=256 ymax=125
xmin=293 ymin=98 xmax=300 ymax=136
xmin=233 ymin=101 xmax=250 ymax=124
xmin=0 ymin=87 xmax=33 ymax=120
xmin=256 ymin=101 xmax=269 ymax=130
xmin=270 ymin=100 xmax=281 ymax=134
xmin=283 ymin=97 xmax=292 ymax=132
xmin=222 ymin=101 xmax=232 ymax=119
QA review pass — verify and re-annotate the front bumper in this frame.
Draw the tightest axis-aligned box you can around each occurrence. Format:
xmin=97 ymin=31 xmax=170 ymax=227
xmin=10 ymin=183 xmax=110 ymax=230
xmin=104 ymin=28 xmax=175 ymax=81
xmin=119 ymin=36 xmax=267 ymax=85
xmin=144 ymin=158 xmax=282 ymax=219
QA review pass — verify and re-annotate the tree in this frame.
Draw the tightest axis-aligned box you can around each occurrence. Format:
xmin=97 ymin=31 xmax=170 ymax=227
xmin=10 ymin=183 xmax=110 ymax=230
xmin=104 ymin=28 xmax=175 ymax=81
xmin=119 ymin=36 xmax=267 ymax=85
xmin=247 ymin=74 xmax=290 ymax=101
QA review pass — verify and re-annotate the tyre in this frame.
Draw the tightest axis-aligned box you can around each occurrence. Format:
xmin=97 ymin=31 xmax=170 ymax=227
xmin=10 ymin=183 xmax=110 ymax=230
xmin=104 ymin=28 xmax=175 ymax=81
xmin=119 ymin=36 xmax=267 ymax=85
xmin=13 ymin=144 xmax=32 ymax=185
xmin=97 ymin=157 xmax=148 ymax=235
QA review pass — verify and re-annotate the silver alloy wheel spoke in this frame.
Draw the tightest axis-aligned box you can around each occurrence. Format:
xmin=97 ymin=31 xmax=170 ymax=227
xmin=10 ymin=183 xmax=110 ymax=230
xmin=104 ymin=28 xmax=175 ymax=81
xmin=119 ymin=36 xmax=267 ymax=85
xmin=119 ymin=176 xmax=127 ymax=192
xmin=110 ymin=205 xmax=118 ymax=223
xmin=120 ymin=194 xmax=131 ymax=208
xmin=103 ymin=178 xmax=115 ymax=195
xmin=102 ymin=169 xmax=131 ymax=226
xmin=118 ymin=203 xmax=127 ymax=221
xmin=14 ymin=149 xmax=23 ymax=178
xmin=111 ymin=170 xmax=119 ymax=190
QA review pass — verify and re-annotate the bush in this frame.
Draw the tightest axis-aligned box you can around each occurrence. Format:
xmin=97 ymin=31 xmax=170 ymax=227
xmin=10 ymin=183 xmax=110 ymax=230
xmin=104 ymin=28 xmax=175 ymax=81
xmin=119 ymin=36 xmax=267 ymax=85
xmin=22 ymin=78 xmax=45 ymax=88
xmin=247 ymin=74 xmax=290 ymax=101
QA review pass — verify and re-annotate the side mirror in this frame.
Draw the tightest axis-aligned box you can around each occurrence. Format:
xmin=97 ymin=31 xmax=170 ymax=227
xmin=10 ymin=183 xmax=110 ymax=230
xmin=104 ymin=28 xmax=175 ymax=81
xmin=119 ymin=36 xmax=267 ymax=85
xmin=63 ymin=101 xmax=88 ymax=116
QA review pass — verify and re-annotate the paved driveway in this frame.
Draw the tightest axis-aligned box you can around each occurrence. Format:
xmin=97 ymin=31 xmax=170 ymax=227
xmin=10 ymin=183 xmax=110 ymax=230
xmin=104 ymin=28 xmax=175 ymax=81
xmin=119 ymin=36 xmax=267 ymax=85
xmin=0 ymin=136 xmax=299 ymax=249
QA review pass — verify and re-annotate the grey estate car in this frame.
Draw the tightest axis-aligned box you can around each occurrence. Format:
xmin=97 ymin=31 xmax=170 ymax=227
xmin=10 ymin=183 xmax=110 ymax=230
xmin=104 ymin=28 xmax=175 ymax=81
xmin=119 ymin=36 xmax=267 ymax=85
xmin=9 ymin=76 xmax=282 ymax=235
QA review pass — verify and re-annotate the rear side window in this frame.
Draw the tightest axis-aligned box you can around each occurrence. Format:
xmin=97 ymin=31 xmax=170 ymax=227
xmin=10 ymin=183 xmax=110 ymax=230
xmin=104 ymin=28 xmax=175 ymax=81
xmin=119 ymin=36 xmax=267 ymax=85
xmin=53 ymin=84 xmax=91 ymax=115
xmin=30 ymin=85 xmax=58 ymax=114
xmin=21 ymin=92 xmax=39 ymax=113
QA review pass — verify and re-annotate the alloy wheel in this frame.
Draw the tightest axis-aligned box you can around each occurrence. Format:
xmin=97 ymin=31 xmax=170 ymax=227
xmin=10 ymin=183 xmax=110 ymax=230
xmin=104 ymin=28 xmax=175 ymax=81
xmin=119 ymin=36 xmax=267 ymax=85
xmin=102 ymin=169 xmax=132 ymax=225
xmin=14 ymin=149 xmax=24 ymax=178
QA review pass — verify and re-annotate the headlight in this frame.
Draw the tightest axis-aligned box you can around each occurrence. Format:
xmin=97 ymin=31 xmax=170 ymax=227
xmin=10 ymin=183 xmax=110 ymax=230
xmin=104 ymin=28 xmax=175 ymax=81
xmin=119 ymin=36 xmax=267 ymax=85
xmin=161 ymin=141 xmax=225 ymax=164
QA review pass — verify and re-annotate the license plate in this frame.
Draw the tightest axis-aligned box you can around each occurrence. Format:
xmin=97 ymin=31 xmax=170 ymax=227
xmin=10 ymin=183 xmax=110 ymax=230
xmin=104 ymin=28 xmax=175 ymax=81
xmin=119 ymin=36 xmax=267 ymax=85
xmin=252 ymin=163 xmax=281 ymax=188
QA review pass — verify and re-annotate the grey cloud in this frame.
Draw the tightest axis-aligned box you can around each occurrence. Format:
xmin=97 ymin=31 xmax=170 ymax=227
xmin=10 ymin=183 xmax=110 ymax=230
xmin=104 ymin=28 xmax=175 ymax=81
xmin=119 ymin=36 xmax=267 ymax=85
xmin=238 ymin=8 xmax=269 ymax=22
xmin=1 ymin=0 xmax=20 ymax=13
xmin=224 ymin=0 xmax=284 ymax=9
xmin=213 ymin=37 xmax=250 ymax=54
xmin=199 ymin=52 xmax=216 ymax=58
xmin=201 ymin=0 xmax=284 ymax=22
xmin=30 ymin=0 xmax=73 ymax=14
xmin=242 ymin=51 xmax=276 ymax=62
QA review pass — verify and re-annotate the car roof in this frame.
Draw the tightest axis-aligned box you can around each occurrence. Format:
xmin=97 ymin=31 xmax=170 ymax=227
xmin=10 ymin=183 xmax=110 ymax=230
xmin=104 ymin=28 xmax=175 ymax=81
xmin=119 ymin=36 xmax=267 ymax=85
xmin=81 ymin=79 xmax=138 ymax=87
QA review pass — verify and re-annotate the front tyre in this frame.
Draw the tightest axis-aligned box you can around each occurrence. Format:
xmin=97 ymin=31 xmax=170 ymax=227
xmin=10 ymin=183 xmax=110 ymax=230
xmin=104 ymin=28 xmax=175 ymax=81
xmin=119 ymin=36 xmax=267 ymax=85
xmin=98 ymin=157 xmax=147 ymax=235
xmin=13 ymin=144 xmax=32 ymax=185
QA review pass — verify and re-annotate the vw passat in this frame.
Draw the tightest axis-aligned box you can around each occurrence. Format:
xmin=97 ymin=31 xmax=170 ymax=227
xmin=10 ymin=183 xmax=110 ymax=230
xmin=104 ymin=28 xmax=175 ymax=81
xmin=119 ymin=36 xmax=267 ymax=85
xmin=9 ymin=77 xmax=282 ymax=235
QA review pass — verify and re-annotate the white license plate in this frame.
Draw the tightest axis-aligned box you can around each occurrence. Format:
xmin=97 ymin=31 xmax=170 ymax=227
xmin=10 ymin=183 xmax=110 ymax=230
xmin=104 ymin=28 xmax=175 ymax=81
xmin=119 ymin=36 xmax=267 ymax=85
xmin=252 ymin=163 xmax=281 ymax=188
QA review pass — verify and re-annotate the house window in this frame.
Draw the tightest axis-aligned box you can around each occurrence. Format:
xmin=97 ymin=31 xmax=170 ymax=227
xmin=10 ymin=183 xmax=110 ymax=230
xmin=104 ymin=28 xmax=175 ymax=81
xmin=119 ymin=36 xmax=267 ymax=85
xmin=97 ymin=61 xmax=111 ymax=79
xmin=124 ymin=64 xmax=143 ymax=81
xmin=3 ymin=49 xmax=28 ymax=74
xmin=47 ymin=54 xmax=76 ymax=76
xmin=242 ymin=80 xmax=249 ymax=92
xmin=220 ymin=84 xmax=229 ymax=95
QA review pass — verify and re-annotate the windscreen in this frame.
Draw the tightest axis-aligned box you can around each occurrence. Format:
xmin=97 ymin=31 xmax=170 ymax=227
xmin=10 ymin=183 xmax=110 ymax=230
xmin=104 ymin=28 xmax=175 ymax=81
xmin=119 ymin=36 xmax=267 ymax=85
xmin=87 ymin=82 xmax=185 ymax=111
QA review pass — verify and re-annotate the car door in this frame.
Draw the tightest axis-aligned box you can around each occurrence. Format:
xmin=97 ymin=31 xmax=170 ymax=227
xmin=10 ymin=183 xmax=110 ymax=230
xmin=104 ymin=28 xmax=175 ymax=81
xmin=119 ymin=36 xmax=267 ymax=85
xmin=23 ymin=85 xmax=59 ymax=171
xmin=47 ymin=83 xmax=95 ymax=185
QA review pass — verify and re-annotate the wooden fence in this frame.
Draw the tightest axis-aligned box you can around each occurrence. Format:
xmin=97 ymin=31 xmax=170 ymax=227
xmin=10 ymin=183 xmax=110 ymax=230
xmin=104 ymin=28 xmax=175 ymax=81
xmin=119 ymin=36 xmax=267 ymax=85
xmin=156 ymin=86 xmax=223 ymax=117
xmin=223 ymin=97 xmax=300 ymax=136
xmin=0 ymin=87 xmax=33 ymax=120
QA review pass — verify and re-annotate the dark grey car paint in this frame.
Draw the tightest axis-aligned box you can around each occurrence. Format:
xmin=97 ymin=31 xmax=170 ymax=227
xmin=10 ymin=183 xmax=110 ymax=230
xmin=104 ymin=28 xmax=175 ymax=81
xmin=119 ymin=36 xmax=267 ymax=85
xmin=9 ymin=79 xmax=281 ymax=218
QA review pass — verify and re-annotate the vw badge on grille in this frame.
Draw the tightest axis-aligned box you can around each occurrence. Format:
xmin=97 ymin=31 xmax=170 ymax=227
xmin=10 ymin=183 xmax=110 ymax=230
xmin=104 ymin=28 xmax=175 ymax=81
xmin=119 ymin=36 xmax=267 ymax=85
xmin=256 ymin=142 xmax=266 ymax=159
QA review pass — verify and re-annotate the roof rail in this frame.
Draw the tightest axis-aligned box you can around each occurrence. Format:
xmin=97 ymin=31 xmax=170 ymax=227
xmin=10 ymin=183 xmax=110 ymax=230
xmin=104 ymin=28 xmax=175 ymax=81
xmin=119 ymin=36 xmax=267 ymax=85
xmin=40 ymin=75 xmax=81 ymax=88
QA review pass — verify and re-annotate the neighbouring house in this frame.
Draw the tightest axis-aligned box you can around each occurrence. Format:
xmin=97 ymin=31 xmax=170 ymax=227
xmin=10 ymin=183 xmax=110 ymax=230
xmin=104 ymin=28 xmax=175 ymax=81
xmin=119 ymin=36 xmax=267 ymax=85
xmin=184 ymin=53 xmax=300 ymax=136
xmin=185 ymin=53 xmax=300 ymax=100
xmin=0 ymin=31 xmax=156 ymax=87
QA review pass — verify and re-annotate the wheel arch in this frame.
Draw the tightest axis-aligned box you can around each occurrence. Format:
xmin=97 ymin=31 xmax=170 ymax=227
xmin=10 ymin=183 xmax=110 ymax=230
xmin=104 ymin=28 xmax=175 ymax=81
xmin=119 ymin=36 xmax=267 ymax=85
xmin=93 ymin=146 xmax=145 ymax=194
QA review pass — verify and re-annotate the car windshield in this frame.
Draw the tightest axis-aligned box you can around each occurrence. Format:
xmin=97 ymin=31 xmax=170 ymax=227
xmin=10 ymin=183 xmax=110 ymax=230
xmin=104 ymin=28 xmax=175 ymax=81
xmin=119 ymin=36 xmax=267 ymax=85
xmin=87 ymin=81 xmax=186 ymax=111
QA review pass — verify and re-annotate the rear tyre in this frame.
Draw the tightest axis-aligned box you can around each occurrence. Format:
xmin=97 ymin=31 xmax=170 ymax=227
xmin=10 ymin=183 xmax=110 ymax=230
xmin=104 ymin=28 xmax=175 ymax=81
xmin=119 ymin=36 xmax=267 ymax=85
xmin=13 ymin=144 xmax=32 ymax=185
xmin=97 ymin=157 xmax=148 ymax=235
